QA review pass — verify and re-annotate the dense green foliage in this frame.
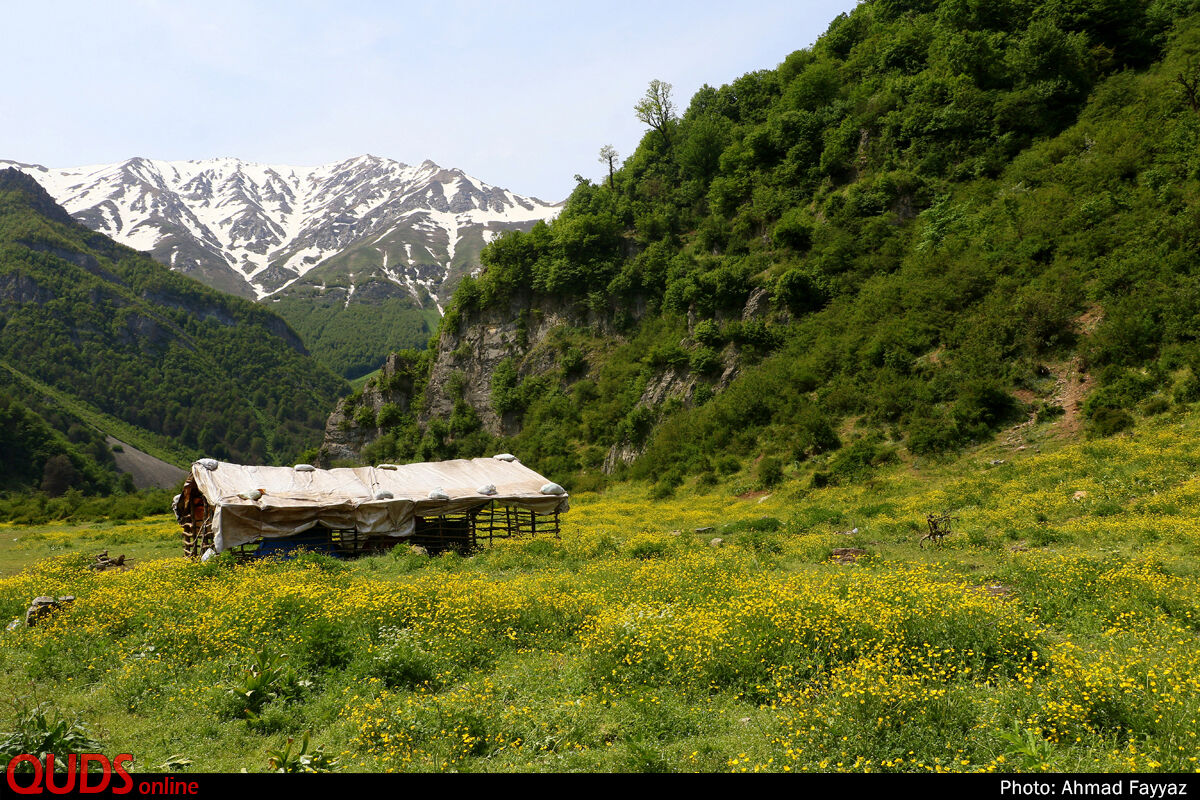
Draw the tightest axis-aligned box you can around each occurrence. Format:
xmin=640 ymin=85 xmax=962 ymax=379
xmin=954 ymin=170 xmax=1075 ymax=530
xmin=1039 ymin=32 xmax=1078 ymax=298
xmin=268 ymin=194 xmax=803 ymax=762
xmin=0 ymin=487 xmax=178 ymax=525
xmin=360 ymin=0 xmax=1200 ymax=487
xmin=270 ymin=287 xmax=439 ymax=380
xmin=0 ymin=170 xmax=348 ymax=490
xmin=0 ymin=391 xmax=119 ymax=495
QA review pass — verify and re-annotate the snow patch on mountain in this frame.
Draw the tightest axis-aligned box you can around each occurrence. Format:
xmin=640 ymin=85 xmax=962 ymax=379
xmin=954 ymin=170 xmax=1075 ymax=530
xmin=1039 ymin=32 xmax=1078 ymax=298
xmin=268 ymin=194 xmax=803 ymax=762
xmin=3 ymin=155 xmax=561 ymax=309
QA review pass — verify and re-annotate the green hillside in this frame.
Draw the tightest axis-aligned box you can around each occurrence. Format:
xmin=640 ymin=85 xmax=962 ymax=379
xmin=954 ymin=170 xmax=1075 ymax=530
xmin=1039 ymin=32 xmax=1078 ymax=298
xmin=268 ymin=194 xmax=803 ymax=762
xmin=269 ymin=281 xmax=439 ymax=380
xmin=0 ymin=389 xmax=119 ymax=495
xmin=0 ymin=169 xmax=349 ymax=490
xmin=344 ymin=0 xmax=1200 ymax=491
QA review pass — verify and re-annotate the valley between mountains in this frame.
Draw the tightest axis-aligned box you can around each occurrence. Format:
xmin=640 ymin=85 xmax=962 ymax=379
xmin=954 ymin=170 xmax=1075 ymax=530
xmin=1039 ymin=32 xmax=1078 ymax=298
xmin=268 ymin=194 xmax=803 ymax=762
xmin=3 ymin=155 xmax=561 ymax=378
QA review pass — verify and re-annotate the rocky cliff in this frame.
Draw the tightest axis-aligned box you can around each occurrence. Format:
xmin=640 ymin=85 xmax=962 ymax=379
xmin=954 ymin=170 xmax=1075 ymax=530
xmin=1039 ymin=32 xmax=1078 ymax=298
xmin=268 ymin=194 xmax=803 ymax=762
xmin=319 ymin=284 xmax=773 ymax=470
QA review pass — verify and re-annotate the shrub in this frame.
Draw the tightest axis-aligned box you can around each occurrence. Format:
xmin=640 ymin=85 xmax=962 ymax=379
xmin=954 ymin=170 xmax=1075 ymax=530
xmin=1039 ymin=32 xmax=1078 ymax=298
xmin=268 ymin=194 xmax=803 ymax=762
xmin=561 ymin=347 xmax=587 ymax=377
xmin=774 ymin=268 xmax=828 ymax=315
xmin=792 ymin=406 xmax=841 ymax=460
xmin=689 ymin=347 xmax=722 ymax=376
xmin=1173 ymin=373 xmax=1200 ymax=404
xmin=716 ymin=456 xmax=741 ymax=475
xmin=1035 ymin=402 xmax=1065 ymax=423
xmin=1088 ymin=408 xmax=1134 ymax=437
xmin=354 ymin=405 xmax=377 ymax=430
xmin=693 ymin=319 xmax=722 ymax=347
xmin=377 ymin=402 xmax=405 ymax=429
xmin=368 ymin=627 xmax=438 ymax=690
xmin=491 ymin=359 xmax=523 ymax=415
xmin=650 ymin=469 xmax=684 ymax=499
xmin=952 ymin=381 xmax=1018 ymax=438
xmin=772 ymin=208 xmax=814 ymax=251
xmin=828 ymin=435 xmax=895 ymax=482
xmin=0 ymin=698 xmax=102 ymax=767
xmin=1141 ymin=396 xmax=1170 ymax=416
xmin=755 ymin=456 xmax=784 ymax=488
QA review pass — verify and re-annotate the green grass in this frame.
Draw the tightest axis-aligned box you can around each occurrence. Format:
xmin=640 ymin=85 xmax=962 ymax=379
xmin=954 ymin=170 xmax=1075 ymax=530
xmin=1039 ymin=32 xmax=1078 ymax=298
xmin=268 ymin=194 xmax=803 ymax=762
xmin=349 ymin=369 xmax=381 ymax=393
xmin=1 ymin=410 xmax=1199 ymax=772
xmin=0 ymin=516 xmax=181 ymax=577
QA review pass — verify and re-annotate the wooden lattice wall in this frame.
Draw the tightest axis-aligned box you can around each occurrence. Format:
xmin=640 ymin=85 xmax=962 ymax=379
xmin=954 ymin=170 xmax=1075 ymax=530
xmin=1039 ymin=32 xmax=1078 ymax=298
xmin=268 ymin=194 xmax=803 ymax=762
xmin=181 ymin=499 xmax=560 ymax=559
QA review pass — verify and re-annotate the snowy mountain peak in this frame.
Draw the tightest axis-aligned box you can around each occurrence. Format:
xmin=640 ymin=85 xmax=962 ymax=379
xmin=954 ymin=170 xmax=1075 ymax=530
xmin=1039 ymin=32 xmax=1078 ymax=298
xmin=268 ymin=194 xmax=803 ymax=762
xmin=3 ymin=155 xmax=561 ymax=303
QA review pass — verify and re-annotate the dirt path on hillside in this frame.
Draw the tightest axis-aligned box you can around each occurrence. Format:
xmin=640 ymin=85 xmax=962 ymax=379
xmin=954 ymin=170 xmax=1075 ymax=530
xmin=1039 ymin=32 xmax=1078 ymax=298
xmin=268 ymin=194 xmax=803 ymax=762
xmin=106 ymin=436 xmax=186 ymax=490
xmin=1002 ymin=308 xmax=1101 ymax=447
xmin=1048 ymin=355 xmax=1095 ymax=438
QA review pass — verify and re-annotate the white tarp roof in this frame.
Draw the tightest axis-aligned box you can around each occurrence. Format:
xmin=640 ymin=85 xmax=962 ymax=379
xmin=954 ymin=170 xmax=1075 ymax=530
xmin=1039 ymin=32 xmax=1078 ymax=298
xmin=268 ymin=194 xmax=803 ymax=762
xmin=188 ymin=457 xmax=569 ymax=552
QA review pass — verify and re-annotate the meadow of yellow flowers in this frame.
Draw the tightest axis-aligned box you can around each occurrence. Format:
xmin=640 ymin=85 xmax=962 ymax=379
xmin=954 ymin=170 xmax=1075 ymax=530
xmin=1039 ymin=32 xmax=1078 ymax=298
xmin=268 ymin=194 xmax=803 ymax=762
xmin=0 ymin=412 xmax=1198 ymax=772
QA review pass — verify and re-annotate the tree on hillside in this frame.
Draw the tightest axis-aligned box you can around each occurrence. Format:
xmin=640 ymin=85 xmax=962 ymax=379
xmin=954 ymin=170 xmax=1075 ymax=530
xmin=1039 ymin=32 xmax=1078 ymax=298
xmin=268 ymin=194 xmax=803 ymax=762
xmin=41 ymin=454 xmax=79 ymax=497
xmin=1177 ymin=59 xmax=1200 ymax=116
xmin=598 ymin=144 xmax=620 ymax=188
xmin=635 ymin=80 xmax=677 ymax=146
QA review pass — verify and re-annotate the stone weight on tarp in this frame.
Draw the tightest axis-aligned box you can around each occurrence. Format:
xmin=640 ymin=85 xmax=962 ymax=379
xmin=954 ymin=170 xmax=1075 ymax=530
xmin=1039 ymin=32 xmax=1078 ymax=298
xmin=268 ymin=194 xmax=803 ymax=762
xmin=477 ymin=484 xmax=497 ymax=496
xmin=197 ymin=458 xmax=219 ymax=470
xmin=540 ymin=482 xmax=565 ymax=496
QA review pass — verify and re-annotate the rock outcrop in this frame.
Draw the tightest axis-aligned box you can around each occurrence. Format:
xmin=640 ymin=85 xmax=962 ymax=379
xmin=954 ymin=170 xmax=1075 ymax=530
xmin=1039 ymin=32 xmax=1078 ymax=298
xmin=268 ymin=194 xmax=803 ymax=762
xmin=318 ymin=280 xmax=768 ymax=467
xmin=421 ymin=295 xmax=634 ymax=437
xmin=321 ymin=352 xmax=416 ymax=464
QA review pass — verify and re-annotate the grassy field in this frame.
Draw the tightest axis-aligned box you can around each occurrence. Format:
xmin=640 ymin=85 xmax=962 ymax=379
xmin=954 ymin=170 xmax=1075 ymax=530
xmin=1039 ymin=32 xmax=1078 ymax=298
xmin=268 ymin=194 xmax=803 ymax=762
xmin=1 ymin=411 xmax=1199 ymax=773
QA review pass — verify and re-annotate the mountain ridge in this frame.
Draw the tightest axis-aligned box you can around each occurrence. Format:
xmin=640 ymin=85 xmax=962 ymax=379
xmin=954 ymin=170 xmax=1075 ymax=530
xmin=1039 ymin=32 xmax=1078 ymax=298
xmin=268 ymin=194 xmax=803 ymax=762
xmin=0 ymin=166 xmax=348 ymax=485
xmin=3 ymin=154 xmax=561 ymax=301
xmin=3 ymin=154 xmax=562 ymax=377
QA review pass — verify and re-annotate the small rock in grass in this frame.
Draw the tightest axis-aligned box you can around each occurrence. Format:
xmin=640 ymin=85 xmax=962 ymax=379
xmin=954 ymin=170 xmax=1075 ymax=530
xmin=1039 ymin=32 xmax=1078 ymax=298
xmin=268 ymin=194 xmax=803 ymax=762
xmin=830 ymin=547 xmax=867 ymax=564
xmin=25 ymin=596 xmax=61 ymax=626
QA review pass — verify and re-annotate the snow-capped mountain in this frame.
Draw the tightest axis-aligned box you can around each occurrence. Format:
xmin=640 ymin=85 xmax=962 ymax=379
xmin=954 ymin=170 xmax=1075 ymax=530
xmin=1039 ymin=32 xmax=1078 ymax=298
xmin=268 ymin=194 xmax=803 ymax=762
xmin=2 ymin=155 xmax=561 ymax=308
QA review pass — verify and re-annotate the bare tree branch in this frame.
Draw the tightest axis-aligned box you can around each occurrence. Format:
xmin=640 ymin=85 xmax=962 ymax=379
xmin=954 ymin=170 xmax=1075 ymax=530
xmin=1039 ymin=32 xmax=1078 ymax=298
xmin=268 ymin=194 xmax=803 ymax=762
xmin=598 ymin=144 xmax=619 ymax=188
xmin=635 ymin=80 xmax=677 ymax=146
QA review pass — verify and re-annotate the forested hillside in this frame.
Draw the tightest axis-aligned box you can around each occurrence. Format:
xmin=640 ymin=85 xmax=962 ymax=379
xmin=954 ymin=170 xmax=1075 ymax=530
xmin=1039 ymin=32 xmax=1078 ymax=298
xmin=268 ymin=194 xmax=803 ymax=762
xmin=0 ymin=169 xmax=348 ymax=491
xmin=331 ymin=0 xmax=1200 ymax=492
xmin=0 ymin=391 xmax=120 ymax=495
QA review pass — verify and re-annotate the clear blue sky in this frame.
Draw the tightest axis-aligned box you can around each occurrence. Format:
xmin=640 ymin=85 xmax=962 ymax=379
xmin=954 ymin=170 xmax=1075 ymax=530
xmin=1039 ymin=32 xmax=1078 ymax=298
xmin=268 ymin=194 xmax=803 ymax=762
xmin=1 ymin=0 xmax=860 ymax=201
